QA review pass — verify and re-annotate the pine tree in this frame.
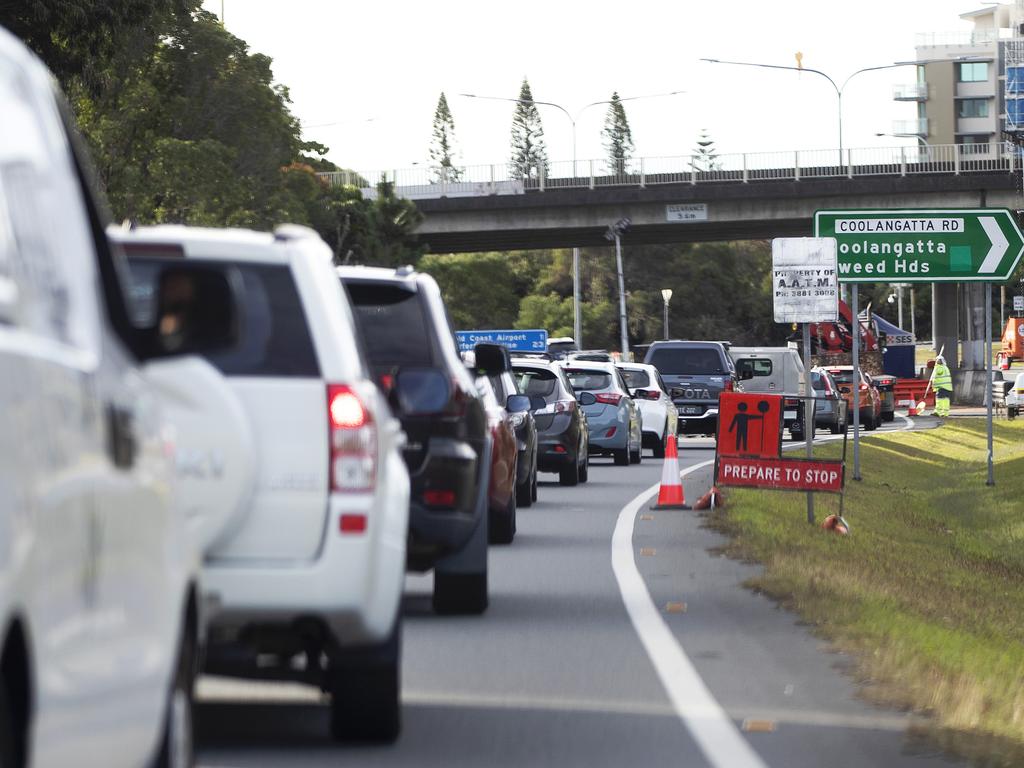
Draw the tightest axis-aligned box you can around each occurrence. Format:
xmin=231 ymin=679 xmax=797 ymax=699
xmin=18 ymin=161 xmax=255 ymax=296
xmin=428 ymin=92 xmax=462 ymax=183
xmin=691 ymin=128 xmax=720 ymax=172
xmin=509 ymin=78 xmax=548 ymax=180
xmin=602 ymin=92 xmax=634 ymax=174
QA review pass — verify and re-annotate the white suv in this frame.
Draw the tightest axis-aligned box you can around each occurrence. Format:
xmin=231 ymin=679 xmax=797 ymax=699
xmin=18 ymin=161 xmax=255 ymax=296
xmin=116 ymin=224 xmax=411 ymax=742
xmin=1 ymin=28 xmax=238 ymax=767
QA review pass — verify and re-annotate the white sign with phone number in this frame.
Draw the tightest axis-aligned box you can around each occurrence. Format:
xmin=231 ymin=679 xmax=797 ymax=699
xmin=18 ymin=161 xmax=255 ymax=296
xmin=771 ymin=238 xmax=840 ymax=324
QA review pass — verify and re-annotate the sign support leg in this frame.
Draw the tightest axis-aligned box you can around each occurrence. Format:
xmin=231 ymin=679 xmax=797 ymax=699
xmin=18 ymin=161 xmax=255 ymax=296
xmin=851 ymin=284 xmax=861 ymax=481
xmin=803 ymin=322 xmax=815 ymax=523
xmin=986 ymin=282 xmax=994 ymax=486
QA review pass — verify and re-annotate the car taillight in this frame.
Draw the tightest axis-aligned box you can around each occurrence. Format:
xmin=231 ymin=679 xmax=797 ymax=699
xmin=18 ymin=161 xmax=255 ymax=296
xmin=328 ymin=384 xmax=377 ymax=497
xmin=859 ymin=383 xmax=869 ymax=392
xmin=785 ymin=398 xmax=799 ymax=407
xmin=554 ymin=399 xmax=572 ymax=413
xmin=423 ymin=489 xmax=456 ymax=508
xmin=723 ymin=380 xmax=734 ymax=392
xmin=595 ymin=392 xmax=622 ymax=405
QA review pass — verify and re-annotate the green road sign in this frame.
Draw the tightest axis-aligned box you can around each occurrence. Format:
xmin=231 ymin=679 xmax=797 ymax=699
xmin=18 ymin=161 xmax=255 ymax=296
xmin=814 ymin=208 xmax=1024 ymax=283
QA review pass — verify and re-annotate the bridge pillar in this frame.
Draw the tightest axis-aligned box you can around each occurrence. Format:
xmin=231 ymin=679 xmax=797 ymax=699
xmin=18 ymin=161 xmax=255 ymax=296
xmin=958 ymin=283 xmax=989 ymax=405
xmin=932 ymin=281 xmax=959 ymax=387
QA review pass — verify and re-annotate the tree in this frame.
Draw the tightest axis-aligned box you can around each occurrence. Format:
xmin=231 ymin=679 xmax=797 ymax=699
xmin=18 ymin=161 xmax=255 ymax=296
xmin=691 ymin=128 xmax=721 ymax=172
xmin=509 ymin=78 xmax=548 ymax=181
xmin=428 ymin=92 xmax=463 ymax=183
xmin=419 ymin=253 xmax=520 ymax=329
xmin=602 ymin=92 xmax=634 ymax=174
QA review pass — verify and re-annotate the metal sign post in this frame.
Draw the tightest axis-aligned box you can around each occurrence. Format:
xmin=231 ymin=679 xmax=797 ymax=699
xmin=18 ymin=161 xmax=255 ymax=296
xmin=803 ymin=322 xmax=814 ymax=523
xmin=986 ymin=282 xmax=994 ymax=486
xmin=851 ymin=284 xmax=861 ymax=481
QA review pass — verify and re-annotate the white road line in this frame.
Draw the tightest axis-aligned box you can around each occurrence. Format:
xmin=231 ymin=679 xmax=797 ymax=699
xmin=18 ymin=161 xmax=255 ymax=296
xmin=612 ymin=467 xmax=769 ymax=768
xmin=612 ymin=419 xmax=918 ymax=767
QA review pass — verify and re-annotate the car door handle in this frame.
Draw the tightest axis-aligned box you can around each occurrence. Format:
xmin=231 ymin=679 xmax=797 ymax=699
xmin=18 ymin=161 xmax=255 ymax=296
xmin=106 ymin=403 xmax=137 ymax=469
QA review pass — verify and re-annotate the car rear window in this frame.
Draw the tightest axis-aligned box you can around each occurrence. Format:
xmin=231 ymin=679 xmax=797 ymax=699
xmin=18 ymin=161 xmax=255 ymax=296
xmin=828 ymin=369 xmax=854 ymax=385
xmin=565 ymin=369 xmax=612 ymax=391
xmin=620 ymin=369 xmax=650 ymax=388
xmin=811 ymin=371 xmax=828 ymax=390
xmin=344 ymin=282 xmax=434 ymax=369
xmin=648 ymin=347 xmax=725 ymax=375
xmin=515 ymin=367 xmax=559 ymax=400
xmin=735 ymin=358 xmax=772 ymax=378
xmin=127 ymin=258 xmax=320 ymax=377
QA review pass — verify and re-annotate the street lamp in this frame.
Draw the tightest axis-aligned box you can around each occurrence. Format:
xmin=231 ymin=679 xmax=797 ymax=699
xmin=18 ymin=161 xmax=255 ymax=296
xmin=699 ymin=57 xmax=969 ymax=166
xmin=605 ymin=218 xmax=632 ymax=361
xmin=661 ymin=289 xmax=673 ymax=340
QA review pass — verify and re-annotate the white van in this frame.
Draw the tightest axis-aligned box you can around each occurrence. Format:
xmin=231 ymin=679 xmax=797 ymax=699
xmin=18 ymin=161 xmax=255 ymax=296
xmin=728 ymin=346 xmax=807 ymax=436
xmin=0 ymin=28 xmax=238 ymax=767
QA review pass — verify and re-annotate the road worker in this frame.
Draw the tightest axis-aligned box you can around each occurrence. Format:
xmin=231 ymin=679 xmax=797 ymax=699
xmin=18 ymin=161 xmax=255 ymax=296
xmin=932 ymin=355 xmax=953 ymax=417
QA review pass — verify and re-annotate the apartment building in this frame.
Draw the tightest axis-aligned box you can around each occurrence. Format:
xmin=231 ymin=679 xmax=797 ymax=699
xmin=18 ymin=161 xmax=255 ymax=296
xmin=895 ymin=1 xmax=1024 ymax=157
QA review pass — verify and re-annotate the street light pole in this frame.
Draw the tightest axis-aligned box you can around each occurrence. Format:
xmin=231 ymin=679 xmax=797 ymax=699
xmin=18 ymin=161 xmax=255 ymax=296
xmin=700 ymin=58 xmax=950 ymax=167
xmin=661 ymin=289 xmax=673 ymax=340
xmin=606 ymin=218 xmax=631 ymax=361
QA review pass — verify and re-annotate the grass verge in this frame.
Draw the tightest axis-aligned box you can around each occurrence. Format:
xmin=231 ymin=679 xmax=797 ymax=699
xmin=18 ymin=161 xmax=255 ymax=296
xmin=710 ymin=418 xmax=1024 ymax=766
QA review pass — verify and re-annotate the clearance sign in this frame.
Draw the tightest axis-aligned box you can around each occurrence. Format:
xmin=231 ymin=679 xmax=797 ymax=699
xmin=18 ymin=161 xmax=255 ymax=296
xmin=715 ymin=393 xmax=844 ymax=494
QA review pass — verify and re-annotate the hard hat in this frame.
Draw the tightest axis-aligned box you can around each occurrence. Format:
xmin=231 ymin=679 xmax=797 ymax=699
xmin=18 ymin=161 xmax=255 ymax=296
xmin=935 ymin=355 xmax=945 ymax=364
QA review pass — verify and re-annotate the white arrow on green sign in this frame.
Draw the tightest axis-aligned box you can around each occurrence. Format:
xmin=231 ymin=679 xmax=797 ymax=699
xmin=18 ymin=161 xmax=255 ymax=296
xmin=813 ymin=208 xmax=1024 ymax=283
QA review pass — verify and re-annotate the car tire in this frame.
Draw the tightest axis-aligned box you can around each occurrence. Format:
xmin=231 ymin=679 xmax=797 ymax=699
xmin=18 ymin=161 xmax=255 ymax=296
xmin=629 ymin=442 xmax=641 ymax=464
xmin=652 ymin=437 xmax=665 ymax=459
xmin=613 ymin=448 xmax=629 ymax=466
xmin=153 ymin=614 xmax=195 ymax=768
xmin=559 ymin=459 xmax=580 ymax=486
xmin=329 ymin=621 xmax=401 ymax=744
xmin=830 ymin=421 xmax=842 ymax=435
xmin=433 ymin=571 xmax=488 ymax=615
xmin=516 ymin=472 xmax=533 ymax=508
xmin=491 ymin=494 xmax=516 ymax=545
xmin=0 ymin=682 xmax=16 ymax=768
xmin=531 ymin=466 xmax=539 ymax=500
xmin=882 ymin=411 xmax=895 ymax=423
xmin=579 ymin=456 xmax=589 ymax=483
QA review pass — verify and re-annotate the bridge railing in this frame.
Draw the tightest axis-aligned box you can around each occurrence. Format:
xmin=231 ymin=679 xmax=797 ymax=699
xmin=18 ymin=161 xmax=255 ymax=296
xmin=328 ymin=143 xmax=1018 ymax=200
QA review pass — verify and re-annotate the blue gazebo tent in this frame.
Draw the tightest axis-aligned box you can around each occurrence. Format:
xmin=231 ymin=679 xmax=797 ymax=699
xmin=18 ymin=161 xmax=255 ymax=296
xmin=864 ymin=312 xmax=915 ymax=379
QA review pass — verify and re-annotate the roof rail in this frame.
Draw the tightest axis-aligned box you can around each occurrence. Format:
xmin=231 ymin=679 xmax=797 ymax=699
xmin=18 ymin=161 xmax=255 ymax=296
xmin=395 ymin=264 xmax=415 ymax=277
xmin=273 ymin=224 xmax=319 ymax=242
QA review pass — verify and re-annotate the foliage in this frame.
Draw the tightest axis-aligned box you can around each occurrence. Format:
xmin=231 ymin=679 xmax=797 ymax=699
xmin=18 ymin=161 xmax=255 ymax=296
xmin=508 ymin=78 xmax=548 ymax=181
xmin=602 ymin=92 xmax=634 ymax=175
xmin=418 ymin=252 xmax=519 ymax=329
xmin=428 ymin=92 xmax=462 ymax=183
xmin=691 ymin=128 xmax=720 ymax=172
xmin=5 ymin=1 xmax=422 ymax=264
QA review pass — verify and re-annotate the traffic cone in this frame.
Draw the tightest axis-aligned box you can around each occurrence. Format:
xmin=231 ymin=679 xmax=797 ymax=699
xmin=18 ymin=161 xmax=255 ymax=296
xmin=650 ymin=434 xmax=690 ymax=510
xmin=821 ymin=514 xmax=850 ymax=535
xmin=907 ymin=401 xmax=917 ymax=416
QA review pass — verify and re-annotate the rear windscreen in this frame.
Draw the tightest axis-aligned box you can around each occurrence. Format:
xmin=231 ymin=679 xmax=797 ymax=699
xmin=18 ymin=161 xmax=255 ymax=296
xmin=620 ymin=369 xmax=650 ymax=388
xmin=735 ymin=358 xmax=772 ymax=378
xmin=565 ymin=370 xmax=612 ymax=391
xmin=648 ymin=347 xmax=724 ymax=375
xmin=828 ymin=370 xmax=854 ymax=385
xmin=344 ymin=282 xmax=434 ymax=369
xmin=127 ymin=258 xmax=319 ymax=377
xmin=515 ymin=367 xmax=558 ymax=400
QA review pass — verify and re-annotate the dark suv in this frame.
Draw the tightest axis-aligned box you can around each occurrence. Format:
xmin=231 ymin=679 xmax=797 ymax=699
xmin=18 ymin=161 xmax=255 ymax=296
xmin=643 ymin=341 xmax=740 ymax=436
xmin=339 ymin=266 xmax=500 ymax=615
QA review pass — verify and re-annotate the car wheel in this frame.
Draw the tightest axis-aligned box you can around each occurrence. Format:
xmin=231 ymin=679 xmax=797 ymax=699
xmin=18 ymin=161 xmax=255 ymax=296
xmin=559 ymin=459 xmax=580 ymax=486
xmin=329 ymin=621 xmax=401 ymax=743
xmin=613 ymin=448 xmax=629 ymax=466
xmin=579 ymin=456 xmax=589 ymax=483
xmin=516 ymin=472 xmax=533 ymax=508
xmin=882 ymin=411 xmax=895 ymax=423
xmin=652 ymin=437 xmax=665 ymax=459
xmin=0 ymin=682 xmax=17 ymax=768
xmin=531 ymin=465 xmax=539 ymax=500
xmin=433 ymin=571 xmax=488 ymax=615
xmin=830 ymin=421 xmax=842 ymax=435
xmin=629 ymin=441 xmax=641 ymax=464
xmin=153 ymin=614 xmax=195 ymax=768
xmin=490 ymin=494 xmax=516 ymax=545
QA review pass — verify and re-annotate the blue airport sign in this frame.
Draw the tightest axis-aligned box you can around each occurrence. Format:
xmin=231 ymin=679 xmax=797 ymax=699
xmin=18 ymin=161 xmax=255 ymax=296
xmin=456 ymin=329 xmax=548 ymax=353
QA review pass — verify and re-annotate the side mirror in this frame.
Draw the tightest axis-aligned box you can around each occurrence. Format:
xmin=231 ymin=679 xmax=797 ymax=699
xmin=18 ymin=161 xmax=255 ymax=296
xmin=740 ymin=370 xmax=754 ymax=381
xmin=578 ymin=391 xmax=597 ymax=406
xmin=528 ymin=395 xmax=547 ymax=412
xmin=506 ymin=394 xmax=531 ymax=413
xmin=474 ymin=342 xmax=510 ymax=375
xmin=141 ymin=265 xmax=239 ymax=359
xmin=392 ymin=368 xmax=451 ymax=415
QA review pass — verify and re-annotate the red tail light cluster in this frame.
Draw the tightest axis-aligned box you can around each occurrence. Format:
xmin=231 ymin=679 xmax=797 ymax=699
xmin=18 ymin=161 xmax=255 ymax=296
xmin=723 ymin=380 xmax=735 ymax=392
xmin=594 ymin=392 xmax=623 ymax=406
xmin=423 ymin=489 xmax=456 ymax=508
xmin=327 ymin=384 xmax=377 ymax=499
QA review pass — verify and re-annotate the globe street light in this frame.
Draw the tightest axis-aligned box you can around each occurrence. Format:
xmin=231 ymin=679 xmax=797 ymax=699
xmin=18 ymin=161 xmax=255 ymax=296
xmin=661 ymin=289 xmax=673 ymax=340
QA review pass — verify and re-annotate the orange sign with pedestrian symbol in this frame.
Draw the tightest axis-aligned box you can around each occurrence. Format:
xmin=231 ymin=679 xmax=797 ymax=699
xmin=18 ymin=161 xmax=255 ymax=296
xmin=717 ymin=392 xmax=783 ymax=459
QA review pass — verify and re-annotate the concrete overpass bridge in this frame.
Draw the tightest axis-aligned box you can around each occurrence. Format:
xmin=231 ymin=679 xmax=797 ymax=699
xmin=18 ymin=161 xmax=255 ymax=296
xmin=320 ymin=143 xmax=1024 ymax=253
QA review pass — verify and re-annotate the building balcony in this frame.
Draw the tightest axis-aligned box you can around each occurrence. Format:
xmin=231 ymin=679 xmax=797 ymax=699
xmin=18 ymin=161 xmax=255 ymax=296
xmin=893 ymin=83 xmax=927 ymax=101
xmin=914 ymin=29 xmax=1005 ymax=47
xmin=892 ymin=118 xmax=928 ymax=136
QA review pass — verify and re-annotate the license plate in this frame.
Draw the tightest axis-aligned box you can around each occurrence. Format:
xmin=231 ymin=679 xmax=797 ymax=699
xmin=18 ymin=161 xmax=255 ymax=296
xmin=682 ymin=406 xmax=701 ymax=415
xmin=784 ymin=410 xmax=796 ymax=420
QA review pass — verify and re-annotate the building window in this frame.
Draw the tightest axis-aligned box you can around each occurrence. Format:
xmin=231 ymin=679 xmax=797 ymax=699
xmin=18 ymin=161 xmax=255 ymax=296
xmin=957 ymin=98 xmax=990 ymax=118
xmin=917 ymin=64 xmax=926 ymax=84
xmin=917 ymin=102 xmax=927 ymax=120
xmin=957 ymin=61 xmax=988 ymax=82
xmin=1009 ymin=67 xmax=1024 ymax=94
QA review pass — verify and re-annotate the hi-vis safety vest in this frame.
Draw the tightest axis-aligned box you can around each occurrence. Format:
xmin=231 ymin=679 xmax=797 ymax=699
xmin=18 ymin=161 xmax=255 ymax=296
xmin=933 ymin=364 xmax=952 ymax=393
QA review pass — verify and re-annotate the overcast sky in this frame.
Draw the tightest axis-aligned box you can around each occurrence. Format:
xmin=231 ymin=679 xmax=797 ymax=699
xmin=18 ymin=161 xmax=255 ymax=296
xmin=203 ymin=1 xmax=979 ymax=173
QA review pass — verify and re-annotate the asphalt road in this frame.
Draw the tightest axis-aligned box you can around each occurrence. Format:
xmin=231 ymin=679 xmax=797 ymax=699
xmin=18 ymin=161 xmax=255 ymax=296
xmin=196 ymin=418 xmax=962 ymax=768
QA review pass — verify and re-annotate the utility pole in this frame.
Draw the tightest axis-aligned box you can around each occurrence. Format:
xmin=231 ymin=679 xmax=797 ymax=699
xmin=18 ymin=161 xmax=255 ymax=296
xmin=605 ymin=218 xmax=631 ymax=361
xmin=573 ymin=247 xmax=582 ymax=348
